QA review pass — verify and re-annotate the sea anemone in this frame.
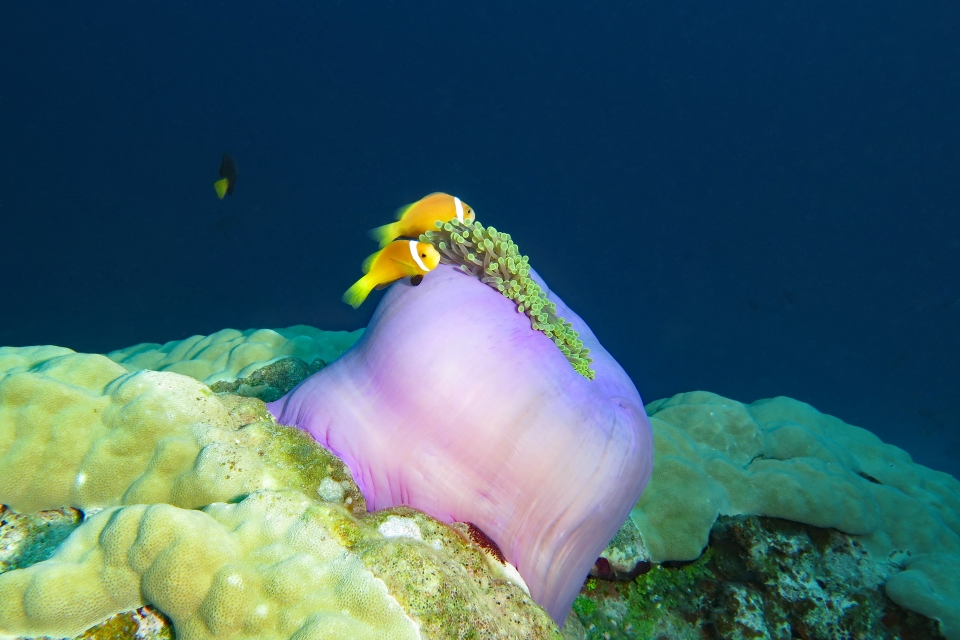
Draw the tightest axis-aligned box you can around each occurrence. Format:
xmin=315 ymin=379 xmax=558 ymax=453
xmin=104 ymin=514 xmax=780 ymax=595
xmin=268 ymin=222 xmax=654 ymax=624
xmin=423 ymin=220 xmax=594 ymax=379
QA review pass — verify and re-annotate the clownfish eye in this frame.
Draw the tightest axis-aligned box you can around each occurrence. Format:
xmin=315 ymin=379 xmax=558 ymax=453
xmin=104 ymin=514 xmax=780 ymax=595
xmin=420 ymin=253 xmax=427 ymax=258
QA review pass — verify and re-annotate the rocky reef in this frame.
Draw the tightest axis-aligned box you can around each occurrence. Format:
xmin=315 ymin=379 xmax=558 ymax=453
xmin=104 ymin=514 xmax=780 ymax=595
xmin=2 ymin=328 xmax=958 ymax=638
xmin=573 ymin=515 xmax=946 ymax=639
xmin=578 ymin=391 xmax=960 ymax=639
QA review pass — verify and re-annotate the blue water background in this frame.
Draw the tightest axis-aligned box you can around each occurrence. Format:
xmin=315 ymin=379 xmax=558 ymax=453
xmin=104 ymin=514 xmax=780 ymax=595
xmin=1 ymin=3 xmax=958 ymax=476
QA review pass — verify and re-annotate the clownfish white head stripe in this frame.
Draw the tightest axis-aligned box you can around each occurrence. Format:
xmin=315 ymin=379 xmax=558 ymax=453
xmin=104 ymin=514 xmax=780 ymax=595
xmin=454 ymin=196 xmax=465 ymax=223
xmin=409 ymin=240 xmax=428 ymax=271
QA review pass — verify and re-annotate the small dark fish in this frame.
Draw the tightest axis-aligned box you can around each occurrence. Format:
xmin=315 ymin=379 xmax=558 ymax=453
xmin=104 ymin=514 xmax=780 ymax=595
xmin=214 ymin=153 xmax=238 ymax=199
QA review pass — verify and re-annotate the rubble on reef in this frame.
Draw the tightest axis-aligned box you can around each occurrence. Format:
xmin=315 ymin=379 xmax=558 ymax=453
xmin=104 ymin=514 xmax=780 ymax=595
xmin=74 ymin=607 xmax=174 ymax=640
xmin=0 ymin=504 xmax=82 ymax=573
xmin=207 ymin=355 xmax=328 ymax=401
xmin=570 ymin=515 xmax=947 ymax=640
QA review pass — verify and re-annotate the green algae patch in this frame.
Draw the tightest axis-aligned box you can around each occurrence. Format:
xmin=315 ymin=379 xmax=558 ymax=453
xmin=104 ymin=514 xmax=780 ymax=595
xmin=354 ymin=507 xmax=560 ymax=640
xmin=423 ymin=220 xmax=594 ymax=379
xmin=219 ymin=394 xmax=367 ymax=515
xmin=208 ymin=355 xmax=328 ymax=402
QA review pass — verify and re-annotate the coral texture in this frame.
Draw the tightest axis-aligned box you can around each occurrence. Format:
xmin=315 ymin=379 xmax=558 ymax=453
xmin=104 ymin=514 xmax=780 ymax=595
xmin=269 ymin=264 xmax=654 ymax=624
xmin=885 ymin=553 xmax=960 ymax=639
xmin=571 ymin=515 xmax=947 ymax=639
xmin=0 ymin=490 xmax=542 ymax=639
xmin=108 ymin=326 xmax=362 ymax=390
xmin=618 ymin=390 xmax=960 ymax=637
xmin=0 ymin=346 xmax=559 ymax=639
xmin=0 ymin=347 xmax=362 ymax=513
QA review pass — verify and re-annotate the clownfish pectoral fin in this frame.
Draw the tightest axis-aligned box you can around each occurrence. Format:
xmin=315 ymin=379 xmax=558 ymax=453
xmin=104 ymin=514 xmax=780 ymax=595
xmin=342 ymin=274 xmax=377 ymax=309
xmin=389 ymin=257 xmax=420 ymax=275
xmin=368 ymin=222 xmax=399 ymax=248
xmin=410 ymin=274 xmax=424 ymax=286
xmin=214 ymin=178 xmax=229 ymax=199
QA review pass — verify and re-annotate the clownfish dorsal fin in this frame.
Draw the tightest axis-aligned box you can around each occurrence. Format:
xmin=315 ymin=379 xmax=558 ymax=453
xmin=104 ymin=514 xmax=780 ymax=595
xmin=393 ymin=202 xmax=415 ymax=220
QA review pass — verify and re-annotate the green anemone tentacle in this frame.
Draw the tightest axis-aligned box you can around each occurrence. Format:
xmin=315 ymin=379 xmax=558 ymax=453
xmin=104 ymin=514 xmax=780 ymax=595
xmin=423 ymin=220 xmax=595 ymax=379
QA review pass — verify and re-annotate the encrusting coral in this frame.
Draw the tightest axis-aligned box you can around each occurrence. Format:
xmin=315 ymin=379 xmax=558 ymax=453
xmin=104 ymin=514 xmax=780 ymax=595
xmin=269 ymin=258 xmax=654 ymax=625
xmin=572 ymin=515 xmax=948 ymax=639
xmin=422 ymin=220 xmax=594 ymax=378
xmin=595 ymin=390 xmax=960 ymax=638
xmin=0 ymin=345 xmax=560 ymax=639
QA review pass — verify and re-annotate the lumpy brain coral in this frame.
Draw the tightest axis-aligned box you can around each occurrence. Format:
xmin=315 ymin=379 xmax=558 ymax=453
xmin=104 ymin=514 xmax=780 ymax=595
xmin=107 ymin=325 xmax=363 ymax=401
xmin=0 ymin=346 xmax=560 ymax=639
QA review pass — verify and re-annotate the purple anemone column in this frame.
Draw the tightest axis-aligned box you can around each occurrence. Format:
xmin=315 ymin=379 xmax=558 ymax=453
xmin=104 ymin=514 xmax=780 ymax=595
xmin=268 ymin=264 xmax=654 ymax=624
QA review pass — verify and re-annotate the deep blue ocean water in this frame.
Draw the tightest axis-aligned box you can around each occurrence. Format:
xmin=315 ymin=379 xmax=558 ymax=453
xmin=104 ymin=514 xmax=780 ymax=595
xmin=1 ymin=3 xmax=958 ymax=476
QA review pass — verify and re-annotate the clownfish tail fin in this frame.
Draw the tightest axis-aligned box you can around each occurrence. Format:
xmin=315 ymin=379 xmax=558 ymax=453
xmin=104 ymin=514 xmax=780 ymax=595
xmin=368 ymin=222 xmax=398 ymax=248
xmin=343 ymin=274 xmax=376 ymax=309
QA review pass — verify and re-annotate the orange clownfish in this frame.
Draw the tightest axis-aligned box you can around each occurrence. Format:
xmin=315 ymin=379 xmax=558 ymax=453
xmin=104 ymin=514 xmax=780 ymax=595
xmin=369 ymin=192 xmax=475 ymax=248
xmin=342 ymin=240 xmax=441 ymax=308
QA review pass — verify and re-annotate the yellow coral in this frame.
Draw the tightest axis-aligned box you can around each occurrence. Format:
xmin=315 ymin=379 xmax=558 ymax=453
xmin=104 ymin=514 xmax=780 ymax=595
xmin=0 ymin=347 xmax=363 ymax=513
xmin=0 ymin=345 xmax=559 ymax=639
xmin=0 ymin=491 xmax=420 ymax=639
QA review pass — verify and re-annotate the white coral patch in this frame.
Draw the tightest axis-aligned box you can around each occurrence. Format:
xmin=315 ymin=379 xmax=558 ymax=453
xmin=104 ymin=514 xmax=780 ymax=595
xmin=378 ymin=516 xmax=423 ymax=541
xmin=317 ymin=477 xmax=346 ymax=502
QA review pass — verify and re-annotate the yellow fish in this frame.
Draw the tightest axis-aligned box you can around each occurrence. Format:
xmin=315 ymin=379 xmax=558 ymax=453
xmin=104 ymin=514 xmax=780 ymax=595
xmin=343 ymin=240 xmax=441 ymax=308
xmin=369 ymin=192 xmax=475 ymax=247
xmin=214 ymin=153 xmax=238 ymax=199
